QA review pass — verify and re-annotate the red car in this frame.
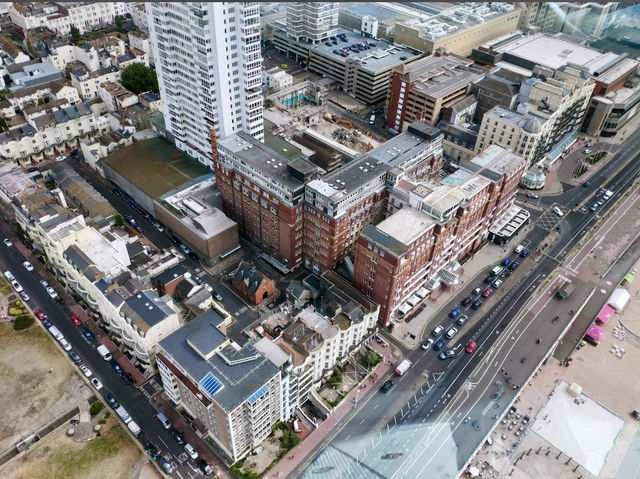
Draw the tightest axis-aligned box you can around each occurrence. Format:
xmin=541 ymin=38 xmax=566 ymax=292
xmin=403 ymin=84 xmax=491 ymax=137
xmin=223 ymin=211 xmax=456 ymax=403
xmin=70 ymin=315 xmax=81 ymax=326
xmin=466 ymin=341 xmax=477 ymax=354
xmin=34 ymin=309 xmax=47 ymax=321
xmin=482 ymin=287 xmax=493 ymax=298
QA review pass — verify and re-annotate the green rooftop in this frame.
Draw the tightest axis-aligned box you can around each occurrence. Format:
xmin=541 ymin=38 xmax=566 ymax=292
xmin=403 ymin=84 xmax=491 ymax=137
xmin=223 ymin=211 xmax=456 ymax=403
xmin=102 ymin=137 xmax=212 ymax=201
xmin=264 ymin=119 xmax=303 ymax=161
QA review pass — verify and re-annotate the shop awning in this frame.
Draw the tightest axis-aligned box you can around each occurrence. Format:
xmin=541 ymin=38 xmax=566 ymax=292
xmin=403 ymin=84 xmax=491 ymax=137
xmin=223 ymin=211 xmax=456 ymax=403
xmin=596 ymin=304 xmax=614 ymax=324
xmin=398 ymin=303 xmax=411 ymax=315
xmin=406 ymin=295 xmax=420 ymax=307
xmin=586 ymin=323 xmax=605 ymax=342
xmin=416 ymin=287 xmax=428 ymax=299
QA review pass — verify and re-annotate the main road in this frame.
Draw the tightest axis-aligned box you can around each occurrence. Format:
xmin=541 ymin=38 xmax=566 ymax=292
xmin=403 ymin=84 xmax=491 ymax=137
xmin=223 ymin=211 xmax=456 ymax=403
xmin=293 ymin=129 xmax=640 ymax=478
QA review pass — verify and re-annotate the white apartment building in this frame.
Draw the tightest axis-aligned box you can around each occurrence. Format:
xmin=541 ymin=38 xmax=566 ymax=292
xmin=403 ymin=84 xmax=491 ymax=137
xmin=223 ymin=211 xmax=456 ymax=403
xmin=130 ymin=3 xmax=148 ymax=33
xmin=286 ymin=2 xmax=339 ymax=43
xmin=71 ymin=66 xmax=121 ymax=100
xmin=9 ymin=2 xmax=116 ymax=36
xmin=156 ymin=309 xmax=282 ymax=463
xmin=4 ymin=80 xmax=80 ymax=116
xmin=46 ymin=42 xmax=100 ymax=73
xmin=148 ymin=2 xmax=264 ymax=167
xmin=12 ymin=197 xmax=181 ymax=372
xmin=0 ymin=102 xmax=110 ymax=165
xmin=128 ymin=30 xmax=153 ymax=66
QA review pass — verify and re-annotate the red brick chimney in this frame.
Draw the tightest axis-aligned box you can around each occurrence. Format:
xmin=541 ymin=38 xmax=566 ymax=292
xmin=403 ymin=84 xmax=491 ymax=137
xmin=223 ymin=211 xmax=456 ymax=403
xmin=209 ymin=127 xmax=219 ymax=166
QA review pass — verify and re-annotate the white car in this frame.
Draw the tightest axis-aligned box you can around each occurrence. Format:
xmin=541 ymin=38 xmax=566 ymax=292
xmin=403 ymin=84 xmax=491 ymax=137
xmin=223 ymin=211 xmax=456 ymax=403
xmin=3 ymin=238 xmax=12 ymax=247
xmin=11 ymin=280 xmax=23 ymax=293
xmin=91 ymin=378 xmax=103 ymax=390
xmin=20 ymin=291 xmax=30 ymax=302
xmin=79 ymin=364 xmax=92 ymax=378
xmin=553 ymin=206 xmax=564 ymax=217
xmin=184 ymin=443 xmax=199 ymax=459
xmin=46 ymin=287 xmax=58 ymax=299
xmin=4 ymin=270 xmax=14 ymax=281
xmin=40 ymin=279 xmax=49 ymax=288
xmin=60 ymin=338 xmax=72 ymax=351
xmin=23 ymin=261 xmax=34 ymax=271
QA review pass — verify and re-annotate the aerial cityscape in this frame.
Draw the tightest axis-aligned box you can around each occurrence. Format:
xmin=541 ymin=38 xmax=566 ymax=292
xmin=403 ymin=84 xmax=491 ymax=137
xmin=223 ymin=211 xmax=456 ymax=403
xmin=0 ymin=2 xmax=639 ymax=479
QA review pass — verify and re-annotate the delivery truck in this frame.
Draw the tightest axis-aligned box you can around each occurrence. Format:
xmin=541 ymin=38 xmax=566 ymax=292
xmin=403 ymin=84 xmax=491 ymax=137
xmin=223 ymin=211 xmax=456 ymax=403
xmin=395 ymin=359 xmax=412 ymax=376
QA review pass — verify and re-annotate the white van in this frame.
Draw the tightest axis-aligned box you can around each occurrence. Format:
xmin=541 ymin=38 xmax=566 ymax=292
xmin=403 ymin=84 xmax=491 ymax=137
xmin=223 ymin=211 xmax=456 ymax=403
xmin=97 ymin=344 xmax=112 ymax=361
xmin=155 ymin=412 xmax=171 ymax=429
xmin=127 ymin=420 xmax=142 ymax=437
xmin=59 ymin=338 xmax=72 ymax=351
xmin=48 ymin=325 xmax=64 ymax=341
xmin=115 ymin=405 xmax=131 ymax=424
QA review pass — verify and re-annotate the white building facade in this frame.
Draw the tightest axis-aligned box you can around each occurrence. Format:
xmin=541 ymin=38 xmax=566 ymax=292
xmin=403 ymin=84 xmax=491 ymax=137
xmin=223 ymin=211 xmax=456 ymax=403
xmin=148 ymin=2 xmax=264 ymax=167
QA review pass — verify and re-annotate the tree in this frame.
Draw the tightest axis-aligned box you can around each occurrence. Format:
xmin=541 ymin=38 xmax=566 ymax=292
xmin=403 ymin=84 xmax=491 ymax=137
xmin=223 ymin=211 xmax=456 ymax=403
xmin=113 ymin=215 xmax=125 ymax=227
xmin=363 ymin=350 xmax=381 ymax=368
xmin=14 ymin=315 xmax=34 ymax=330
xmin=0 ymin=118 xmax=8 ymax=133
xmin=120 ymin=63 xmax=159 ymax=94
xmin=115 ymin=15 xmax=124 ymax=29
xmin=70 ymin=25 xmax=81 ymax=44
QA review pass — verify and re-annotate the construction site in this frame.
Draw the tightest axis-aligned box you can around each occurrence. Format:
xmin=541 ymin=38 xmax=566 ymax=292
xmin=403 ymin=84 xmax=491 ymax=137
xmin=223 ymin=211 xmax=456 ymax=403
xmin=264 ymin=80 xmax=384 ymax=172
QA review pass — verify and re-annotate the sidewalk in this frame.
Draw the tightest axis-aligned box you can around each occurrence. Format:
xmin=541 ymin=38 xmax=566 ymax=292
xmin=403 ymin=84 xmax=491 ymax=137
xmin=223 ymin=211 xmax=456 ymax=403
xmin=266 ymin=352 xmax=394 ymax=479
xmin=390 ymin=225 xmax=536 ymax=349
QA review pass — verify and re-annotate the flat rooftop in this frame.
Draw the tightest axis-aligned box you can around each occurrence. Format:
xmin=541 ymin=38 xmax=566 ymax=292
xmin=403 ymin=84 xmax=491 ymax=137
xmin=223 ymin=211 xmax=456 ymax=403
xmin=264 ymin=120 xmax=304 ymax=161
xmin=489 ymin=33 xmax=615 ymax=74
xmin=468 ymin=144 xmax=525 ymax=179
xmin=101 ymin=138 xmax=212 ymax=201
xmin=218 ymin=133 xmax=309 ymax=193
xmin=343 ymin=3 xmax=419 ymax=23
xmin=376 ymin=207 xmax=435 ymax=247
xmin=274 ymin=26 xmax=423 ymax=75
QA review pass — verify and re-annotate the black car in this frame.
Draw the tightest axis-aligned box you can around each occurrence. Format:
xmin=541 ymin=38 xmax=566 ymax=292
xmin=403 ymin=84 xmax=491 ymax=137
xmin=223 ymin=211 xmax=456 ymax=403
xmin=380 ymin=380 xmax=394 ymax=393
xmin=509 ymin=261 xmax=519 ymax=271
xmin=172 ymin=429 xmax=185 ymax=445
xmin=43 ymin=319 xmax=52 ymax=329
xmin=158 ymin=458 xmax=173 ymax=474
xmin=110 ymin=359 xmax=123 ymax=374
xmin=104 ymin=393 xmax=119 ymax=409
xmin=121 ymin=373 xmax=133 ymax=386
xmin=56 ymin=296 xmax=65 ymax=304
xmin=197 ymin=458 xmax=213 ymax=476
xmin=484 ymin=275 xmax=493 ymax=284
xmin=69 ymin=350 xmax=81 ymax=364
xmin=461 ymin=296 xmax=473 ymax=306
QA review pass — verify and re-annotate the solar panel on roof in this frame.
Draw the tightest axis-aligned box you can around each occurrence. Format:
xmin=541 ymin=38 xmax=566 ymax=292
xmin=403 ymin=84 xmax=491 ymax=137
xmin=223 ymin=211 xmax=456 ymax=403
xmin=248 ymin=385 xmax=269 ymax=405
xmin=199 ymin=372 xmax=223 ymax=397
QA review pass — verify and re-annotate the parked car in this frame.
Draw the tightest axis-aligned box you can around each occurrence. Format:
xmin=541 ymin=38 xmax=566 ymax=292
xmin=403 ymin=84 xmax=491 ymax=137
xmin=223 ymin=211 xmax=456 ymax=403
xmin=172 ymin=430 xmax=185 ymax=445
xmin=472 ymin=299 xmax=483 ymax=310
xmin=81 ymin=327 xmax=94 ymax=341
xmin=3 ymin=270 xmax=14 ymax=281
xmin=520 ymin=249 xmax=530 ymax=258
xmin=456 ymin=314 xmax=468 ymax=326
xmin=23 ymin=261 xmax=34 ymax=271
xmin=472 ymin=286 xmax=482 ymax=295
xmin=3 ymin=238 xmax=12 ymax=247
xmin=449 ymin=308 xmax=461 ymax=319
xmin=482 ymin=287 xmax=493 ymax=298
xmin=509 ymin=261 xmax=519 ymax=271
xmin=40 ymin=279 xmax=49 ymax=288
xmin=213 ymin=291 xmax=223 ymax=301
xmin=20 ymin=291 xmax=30 ymax=302
xmin=46 ymin=287 xmax=58 ymax=299
xmin=121 ymin=373 xmax=133 ymax=386
xmin=492 ymin=279 xmax=503 ymax=289
xmin=79 ymin=364 xmax=92 ymax=377
xmin=431 ymin=325 xmax=444 ymax=337
xmin=91 ymin=378 xmax=103 ymax=390
xmin=461 ymin=296 xmax=473 ymax=306
xmin=502 ymin=258 xmax=512 ymax=267
xmin=158 ymin=458 xmax=174 ymax=474
xmin=110 ymin=360 xmax=123 ymax=374
xmin=184 ymin=443 xmax=199 ymax=459
xmin=11 ymin=280 xmax=23 ymax=293
xmin=197 ymin=458 xmax=213 ymax=476
xmin=434 ymin=339 xmax=446 ymax=351
xmin=70 ymin=315 xmax=82 ymax=326
xmin=104 ymin=393 xmax=119 ymax=409
xmin=445 ymin=327 xmax=458 ymax=339
xmin=34 ymin=309 xmax=47 ymax=320
xmin=42 ymin=319 xmax=52 ymax=329
xmin=421 ymin=338 xmax=434 ymax=350
xmin=69 ymin=350 xmax=81 ymax=364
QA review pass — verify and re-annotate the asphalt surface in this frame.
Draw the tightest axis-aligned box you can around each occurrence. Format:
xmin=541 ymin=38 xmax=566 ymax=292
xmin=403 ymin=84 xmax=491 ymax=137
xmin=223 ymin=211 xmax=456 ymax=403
xmin=294 ymin=128 xmax=640 ymax=478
